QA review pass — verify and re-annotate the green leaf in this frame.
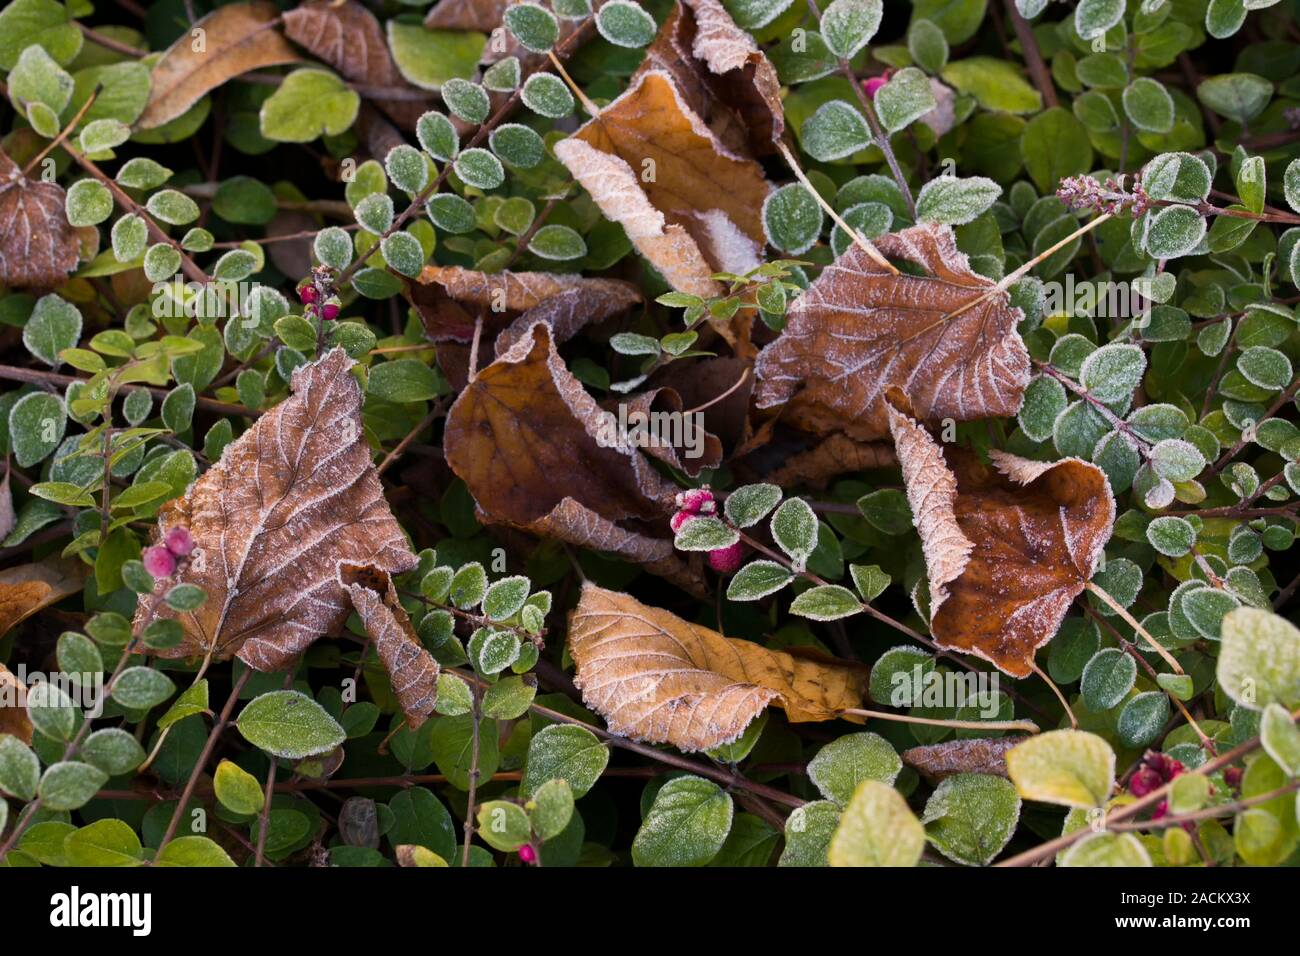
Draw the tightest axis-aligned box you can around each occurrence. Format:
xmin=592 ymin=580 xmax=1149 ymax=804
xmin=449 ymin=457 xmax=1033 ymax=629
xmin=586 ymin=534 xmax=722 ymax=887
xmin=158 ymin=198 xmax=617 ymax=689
xmin=527 ymin=777 xmax=575 ymax=841
xmin=81 ymin=728 xmax=145 ymax=776
xmin=214 ymin=758 xmax=265 ymax=815
xmin=801 ymin=99 xmax=872 ymax=161
xmin=441 ymin=78 xmax=490 ymax=125
xmin=0 ymin=0 xmax=83 ymax=71
xmin=522 ymin=724 xmax=609 ymax=798
xmin=477 ymin=800 xmax=532 ymax=851
xmin=260 ymin=69 xmax=360 ymax=142
xmin=771 ymin=497 xmax=818 ymax=566
xmin=368 ymin=359 xmax=446 ymax=402
xmin=39 ymin=760 xmax=108 ymax=811
xmin=727 ymin=560 xmax=794 ymax=601
xmin=725 ymin=483 xmax=783 ymax=528
xmin=154 ymin=835 xmax=237 ymax=867
xmin=789 ymin=584 xmax=861 ymax=621
xmin=0 ymin=734 xmax=40 ymax=801
xmin=915 ymin=175 xmax=1002 ymax=226
xmin=941 ymin=57 xmax=1042 ymax=114
xmin=111 ymin=666 xmax=176 ymax=711
xmin=821 ymin=0 xmax=883 ymax=59
xmin=521 ymin=73 xmax=574 ymax=118
xmin=762 ymin=184 xmax=824 ymax=254
xmin=1217 ymin=607 xmax=1300 ymax=710
xmin=923 ymin=773 xmax=1021 ymax=866
xmin=505 ymin=2 xmax=560 ymax=53
xmin=1020 ymin=108 xmax=1092 ymax=194
xmin=632 ymin=775 xmax=734 ymax=867
xmin=778 ymin=800 xmax=840 ymax=866
xmin=675 ymin=516 xmax=740 ymax=551
xmin=236 ymin=690 xmax=346 ymax=759
xmin=528 ymin=224 xmax=587 ymax=261
xmin=64 ymin=819 xmax=143 ymax=867
xmin=490 ymin=124 xmax=545 ymax=169
xmin=1196 ymin=73 xmax=1273 ymax=124
xmin=453 ymin=147 xmax=505 ymax=190
xmin=808 ymin=732 xmax=902 ymax=805
xmin=856 ymin=487 xmax=912 ymax=534
xmin=387 ymin=23 xmax=485 ymax=91
xmin=1079 ymin=343 xmax=1146 ymax=404
xmin=849 ymin=563 xmax=891 ymax=601
xmin=595 ymin=0 xmax=657 ymax=48
xmin=875 ymin=67 xmax=937 ymax=133
xmin=1080 ymin=648 xmax=1136 ymax=711
xmin=1060 ymin=831 xmax=1152 ymax=866
xmin=1005 ymin=730 xmax=1116 ymax=808
xmin=828 ymin=779 xmax=925 ymax=866
xmin=1259 ymin=702 xmax=1300 ymax=776
xmin=1116 ymin=692 xmax=1170 ymax=748
xmin=1075 ymin=0 xmax=1124 ymax=40
xmin=1018 ymin=375 xmax=1067 ymax=442
xmin=1146 ymin=515 xmax=1196 ymax=556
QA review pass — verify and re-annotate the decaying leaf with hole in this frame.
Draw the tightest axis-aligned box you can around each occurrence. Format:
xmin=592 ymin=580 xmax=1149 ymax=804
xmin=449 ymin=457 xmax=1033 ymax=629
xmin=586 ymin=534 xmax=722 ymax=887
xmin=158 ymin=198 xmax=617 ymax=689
xmin=0 ymin=147 xmax=80 ymax=289
xmin=554 ymin=70 xmax=772 ymax=298
xmin=0 ymin=558 xmax=87 ymax=639
xmin=132 ymin=349 xmax=438 ymax=726
xmin=902 ymin=736 xmax=1027 ymax=781
xmin=0 ymin=662 xmax=34 ymax=745
xmin=138 ymin=1 xmax=302 ymax=129
xmin=887 ymin=397 xmax=1115 ymax=678
xmin=443 ymin=323 xmax=705 ymax=594
xmin=408 ymin=265 xmax=641 ymax=352
xmin=637 ymin=0 xmax=784 ymax=157
xmin=344 ymin=567 xmax=438 ymax=729
xmin=568 ymin=583 xmax=867 ymax=752
xmin=754 ymin=223 xmax=1031 ymax=441
xmin=284 ymin=0 xmax=428 ymax=128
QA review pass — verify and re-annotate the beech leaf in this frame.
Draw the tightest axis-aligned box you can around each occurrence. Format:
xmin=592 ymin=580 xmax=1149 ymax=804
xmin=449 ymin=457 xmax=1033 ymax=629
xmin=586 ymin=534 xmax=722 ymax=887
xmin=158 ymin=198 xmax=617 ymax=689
xmin=132 ymin=350 xmax=427 ymax=701
xmin=887 ymin=397 xmax=1115 ymax=677
xmin=754 ymin=223 xmax=1031 ymax=440
xmin=138 ymin=2 xmax=302 ymax=130
xmin=567 ymin=582 xmax=868 ymax=752
xmin=0 ymin=146 xmax=80 ymax=289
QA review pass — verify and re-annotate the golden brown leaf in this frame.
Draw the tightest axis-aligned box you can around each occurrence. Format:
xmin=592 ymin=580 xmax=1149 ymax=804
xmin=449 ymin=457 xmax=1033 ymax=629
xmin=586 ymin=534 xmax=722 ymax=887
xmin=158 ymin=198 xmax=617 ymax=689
xmin=344 ymin=566 xmax=438 ymax=729
xmin=134 ymin=349 xmax=422 ymax=679
xmin=637 ymin=0 xmax=784 ymax=156
xmin=423 ymin=0 xmax=506 ymax=31
xmin=0 ymin=147 xmax=79 ymax=289
xmin=0 ymin=662 xmax=34 ymax=745
xmin=409 ymin=265 xmax=641 ymax=351
xmin=568 ymin=583 xmax=868 ymax=751
xmin=554 ymin=70 xmax=772 ymax=297
xmin=761 ymin=433 xmax=896 ymax=489
xmin=901 ymin=736 xmax=1026 ymax=781
xmin=754 ymin=223 xmax=1032 ymax=441
xmin=444 ymin=323 xmax=706 ymax=594
xmin=0 ymin=558 xmax=87 ymax=640
xmin=284 ymin=0 xmax=429 ymax=128
xmin=138 ymin=2 xmax=302 ymax=129
xmin=887 ymin=399 xmax=1115 ymax=678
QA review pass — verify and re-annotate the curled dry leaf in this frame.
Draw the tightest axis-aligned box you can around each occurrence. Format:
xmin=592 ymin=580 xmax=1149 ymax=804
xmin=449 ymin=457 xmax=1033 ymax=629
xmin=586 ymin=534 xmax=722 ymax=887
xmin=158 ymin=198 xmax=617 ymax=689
xmin=0 ymin=147 xmax=80 ymax=289
xmin=444 ymin=323 xmax=706 ymax=595
xmin=133 ymin=350 xmax=431 ymax=695
xmin=0 ymin=558 xmax=87 ymax=639
xmin=409 ymin=264 xmax=641 ymax=351
xmin=423 ymin=0 xmax=507 ymax=31
xmin=344 ymin=566 xmax=438 ymax=729
xmin=554 ymin=70 xmax=772 ymax=298
xmin=0 ymin=662 xmax=33 ymax=745
xmin=568 ymin=583 xmax=868 ymax=752
xmin=284 ymin=0 xmax=428 ymax=128
xmin=887 ymin=397 xmax=1115 ymax=678
xmin=901 ymin=736 xmax=1028 ymax=781
xmin=754 ymin=223 xmax=1031 ymax=441
xmin=638 ymin=0 xmax=785 ymax=157
xmin=603 ymin=387 xmax=723 ymax=477
xmin=760 ymin=432 xmax=896 ymax=489
xmin=138 ymin=1 xmax=302 ymax=129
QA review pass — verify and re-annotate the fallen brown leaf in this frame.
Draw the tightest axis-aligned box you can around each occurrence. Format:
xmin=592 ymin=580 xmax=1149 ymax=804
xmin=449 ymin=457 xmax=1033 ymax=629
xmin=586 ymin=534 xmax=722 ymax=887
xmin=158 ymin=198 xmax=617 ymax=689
xmin=887 ymin=397 xmax=1115 ymax=678
xmin=0 ymin=662 xmax=34 ymax=745
xmin=554 ymin=70 xmax=772 ymax=297
xmin=901 ymin=736 xmax=1026 ymax=781
xmin=284 ymin=0 xmax=428 ymax=128
xmin=134 ymin=349 xmax=428 ymax=692
xmin=568 ymin=583 xmax=868 ymax=752
xmin=0 ymin=147 xmax=80 ymax=289
xmin=604 ymin=387 xmax=723 ymax=477
xmin=138 ymin=2 xmax=301 ymax=129
xmin=423 ymin=0 xmax=507 ymax=31
xmin=409 ymin=265 xmax=641 ymax=351
xmin=0 ymin=558 xmax=87 ymax=640
xmin=754 ymin=223 xmax=1032 ymax=441
xmin=761 ymin=432 xmax=896 ymax=489
xmin=344 ymin=566 xmax=438 ymax=729
xmin=637 ymin=0 xmax=784 ymax=157
xmin=444 ymin=323 xmax=705 ymax=594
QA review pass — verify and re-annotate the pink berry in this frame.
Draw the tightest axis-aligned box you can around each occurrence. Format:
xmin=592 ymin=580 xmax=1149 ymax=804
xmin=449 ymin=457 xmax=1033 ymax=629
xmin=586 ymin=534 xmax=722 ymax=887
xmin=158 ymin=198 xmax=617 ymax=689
xmin=1224 ymin=767 xmax=1243 ymax=790
xmin=321 ymin=302 xmax=340 ymax=321
xmin=670 ymin=510 xmax=698 ymax=534
xmin=708 ymin=541 xmax=745 ymax=575
xmin=674 ymin=488 xmax=715 ymax=515
xmin=863 ymin=74 xmax=890 ymax=100
xmin=143 ymin=545 xmax=176 ymax=579
xmin=1129 ymin=767 xmax=1162 ymax=798
xmin=518 ymin=844 xmax=537 ymax=864
xmin=298 ymin=284 xmax=319 ymax=305
xmin=1151 ymin=799 xmax=1169 ymax=821
xmin=164 ymin=526 xmax=193 ymax=557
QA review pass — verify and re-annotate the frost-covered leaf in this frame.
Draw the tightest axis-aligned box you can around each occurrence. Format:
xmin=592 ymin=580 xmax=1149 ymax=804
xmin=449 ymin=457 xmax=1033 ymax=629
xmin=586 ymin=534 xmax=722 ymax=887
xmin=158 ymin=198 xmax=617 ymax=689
xmin=632 ymin=775 xmax=733 ymax=866
xmin=922 ymin=773 xmax=1020 ymax=866
xmin=828 ymin=779 xmax=924 ymax=866
xmin=1005 ymin=730 xmax=1115 ymax=808
xmin=568 ymin=583 xmax=868 ymax=752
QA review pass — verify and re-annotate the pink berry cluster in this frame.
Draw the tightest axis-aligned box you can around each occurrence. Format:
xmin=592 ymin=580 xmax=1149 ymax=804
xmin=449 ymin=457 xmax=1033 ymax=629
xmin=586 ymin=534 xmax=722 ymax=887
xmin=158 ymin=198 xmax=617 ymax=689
xmin=142 ymin=526 xmax=194 ymax=580
xmin=298 ymin=264 xmax=341 ymax=322
xmin=1128 ymin=750 xmax=1187 ymax=821
xmin=671 ymin=488 xmax=745 ymax=575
